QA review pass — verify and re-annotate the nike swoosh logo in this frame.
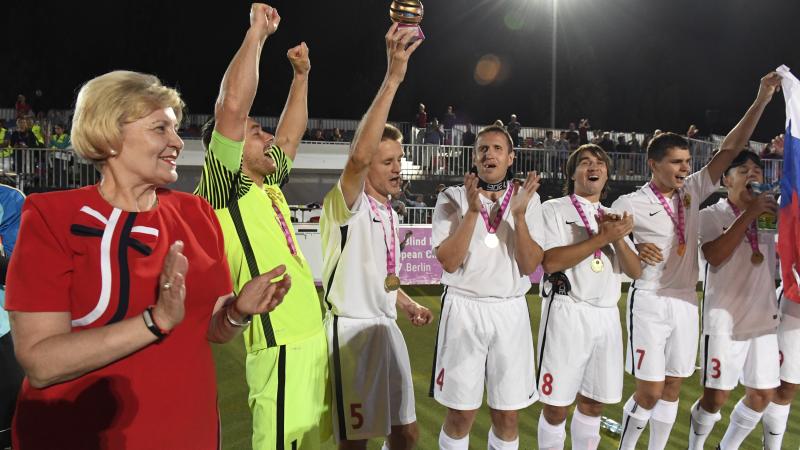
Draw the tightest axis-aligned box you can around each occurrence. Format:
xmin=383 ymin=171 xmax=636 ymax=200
xmin=649 ymin=211 xmax=661 ymax=216
xmin=769 ymin=432 xmax=782 ymax=436
xmin=372 ymin=218 xmax=381 ymax=223
xmin=529 ymin=391 xmax=536 ymax=399
xmin=722 ymin=226 xmax=729 ymax=231
xmin=566 ymin=220 xmax=577 ymax=225
xmin=636 ymin=426 xmax=644 ymax=430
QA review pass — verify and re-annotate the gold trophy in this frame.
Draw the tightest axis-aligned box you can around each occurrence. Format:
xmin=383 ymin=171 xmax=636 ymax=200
xmin=389 ymin=0 xmax=425 ymax=41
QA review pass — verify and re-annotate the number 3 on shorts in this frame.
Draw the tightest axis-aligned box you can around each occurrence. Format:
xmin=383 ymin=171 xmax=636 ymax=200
xmin=436 ymin=368 xmax=445 ymax=391
xmin=350 ymin=403 xmax=363 ymax=429
xmin=710 ymin=358 xmax=721 ymax=379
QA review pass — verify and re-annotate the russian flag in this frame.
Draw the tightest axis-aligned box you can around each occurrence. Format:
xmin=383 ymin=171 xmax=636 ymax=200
xmin=778 ymin=65 xmax=800 ymax=303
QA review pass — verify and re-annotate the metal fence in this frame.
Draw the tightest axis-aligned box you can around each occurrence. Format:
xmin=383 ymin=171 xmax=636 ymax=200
xmin=0 ymin=148 xmax=100 ymax=191
xmin=402 ymin=207 xmax=434 ymax=225
xmin=400 ymin=144 xmax=784 ymax=183
xmin=0 ymin=146 xmax=783 ymax=194
xmin=410 ymin=124 xmax=652 ymax=148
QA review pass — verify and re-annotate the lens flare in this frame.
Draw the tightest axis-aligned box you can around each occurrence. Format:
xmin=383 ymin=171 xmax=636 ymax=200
xmin=474 ymin=54 xmax=501 ymax=85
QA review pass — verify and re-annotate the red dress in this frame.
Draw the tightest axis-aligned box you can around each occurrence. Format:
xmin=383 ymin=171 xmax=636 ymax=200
xmin=5 ymin=185 xmax=233 ymax=450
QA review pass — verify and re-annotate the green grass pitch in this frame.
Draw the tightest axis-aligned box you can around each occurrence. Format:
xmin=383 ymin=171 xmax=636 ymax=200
xmin=213 ymin=285 xmax=800 ymax=449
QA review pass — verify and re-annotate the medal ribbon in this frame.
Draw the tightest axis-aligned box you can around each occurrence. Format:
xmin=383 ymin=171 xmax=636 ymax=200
xmin=649 ymin=183 xmax=686 ymax=249
xmin=480 ymin=187 xmax=514 ymax=235
xmin=267 ymin=191 xmax=299 ymax=256
xmin=367 ymin=196 xmax=397 ymax=276
xmin=727 ymin=199 xmax=760 ymax=256
xmin=570 ymin=194 xmax=602 ymax=261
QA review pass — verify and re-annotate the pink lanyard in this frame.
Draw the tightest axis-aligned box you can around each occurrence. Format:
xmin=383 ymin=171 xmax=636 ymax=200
xmin=727 ymin=200 xmax=760 ymax=255
xmin=367 ymin=196 xmax=397 ymax=276
xmin=649 ymin=183 xmax=686 ymax=249
xmin=480 ymin=187 xmax=514 ymax=234
xmin=268 ymin=192 xmax=298 ymax=256
xmin=570 ymin=194 xmax=603 ymax=260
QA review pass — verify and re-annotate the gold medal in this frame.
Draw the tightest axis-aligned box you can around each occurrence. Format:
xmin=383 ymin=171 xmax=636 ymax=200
xmin=677 ymin=243 xmax=686 ymax=256
xmin=384 ymin=274 xmax=401 ymax=292
xmin=683 ymin=193 xmax=691 ymax=208
xmin=590 ymin=258 xmax=604 ymax=273
xmin=751 ymin=252 xmax=764 ymax=265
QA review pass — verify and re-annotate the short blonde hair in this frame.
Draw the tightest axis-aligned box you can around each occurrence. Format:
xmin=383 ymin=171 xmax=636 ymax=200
xmin=382 ymin=124 xmax=403 ymax=143
xmin=71 ymin=70 xmax=184 ymax=161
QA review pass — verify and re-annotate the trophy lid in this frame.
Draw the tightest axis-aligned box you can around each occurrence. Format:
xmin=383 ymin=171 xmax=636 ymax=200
xmin=390 ymin=0 xmax=424 ymax=25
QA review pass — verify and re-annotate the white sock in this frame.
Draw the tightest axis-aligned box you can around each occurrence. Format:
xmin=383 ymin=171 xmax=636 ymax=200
xmin=762 ymin=402 xmax=791 ymax=450
xmin=570 ymin=409 xmax=601 ymax=450
xmin=537 ymin=412 xmax=566 ymax=450
xmin=439 ymin=427 xmax=469 ymax=450
xmin=648 ymin=399 xmax=679 ymax=450
xmin=688 ymin=400 xmax=722 ymax=450
xmin=719 ymin=399 xmax=762 ymax=449
xmin=381 ymin=443 xmax=389 ymax=450
xmin=487 ymin=427 xmax=518 ymax=450
xmin=618 ymin=396 xmax=652 ymax=450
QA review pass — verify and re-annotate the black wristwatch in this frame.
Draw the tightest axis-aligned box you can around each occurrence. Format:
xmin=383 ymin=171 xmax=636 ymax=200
xmin=142 ymin=306 xmax=169 ymax=341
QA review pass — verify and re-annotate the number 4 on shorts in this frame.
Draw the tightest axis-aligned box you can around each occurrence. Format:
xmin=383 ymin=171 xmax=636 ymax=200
xmin=436 ymin=368 xmax=445 ymax=391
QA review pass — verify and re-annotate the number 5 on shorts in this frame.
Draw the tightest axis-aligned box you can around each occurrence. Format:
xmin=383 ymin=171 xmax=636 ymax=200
xmin=350 ymin=403 xmax=363 ymax=429
xmin=636 ymin=349 xmax=646 ymax=370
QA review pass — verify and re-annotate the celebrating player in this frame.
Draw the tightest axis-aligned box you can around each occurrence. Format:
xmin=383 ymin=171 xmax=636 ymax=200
xmin=194 ymin=4 xmax=329 ymax=449
xmin=537 ymin=144 xmax=642 ymax=450
xmin=612 ymin=71 xmax=782 ymax=450
xmin=688 ymin=151 xmax=780 ymax=449
xmin=320 ymin=24 xmax=430 ymax=450
xmin=431 ymin=125 xmax=545 ymax=450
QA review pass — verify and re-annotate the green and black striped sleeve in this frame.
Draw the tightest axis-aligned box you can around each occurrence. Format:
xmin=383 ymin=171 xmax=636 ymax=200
xmin=194 ymin=131 xmax=250 ymax=209
xmin=264 ymin=145 xmax=292 ymax=187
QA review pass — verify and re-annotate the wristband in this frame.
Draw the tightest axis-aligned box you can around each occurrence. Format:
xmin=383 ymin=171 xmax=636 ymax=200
xmin=225 ymin=303 xmax=252 ymax=328
xmin=143 ymin=306 xmax=169 ymax=340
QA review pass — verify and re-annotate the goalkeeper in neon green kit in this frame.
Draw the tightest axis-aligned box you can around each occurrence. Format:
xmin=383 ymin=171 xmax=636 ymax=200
xmin=194 ymin=4 xmax=329 ymax=449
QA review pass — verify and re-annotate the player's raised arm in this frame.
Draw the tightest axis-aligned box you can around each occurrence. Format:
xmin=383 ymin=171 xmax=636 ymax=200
xmin=705 ymin=72 xmax=781 ymax=181
xmin=340 ymin=24 xmax=422 ymax=209
xmin=273 ymin=42 xmax=310 ymax=161
xmin=214 ymin=3 xmax=280 ymax=142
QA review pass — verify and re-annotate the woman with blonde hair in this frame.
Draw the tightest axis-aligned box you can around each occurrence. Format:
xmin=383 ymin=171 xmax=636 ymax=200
xmin=5 ymin=70 xmax=290 ymax=449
